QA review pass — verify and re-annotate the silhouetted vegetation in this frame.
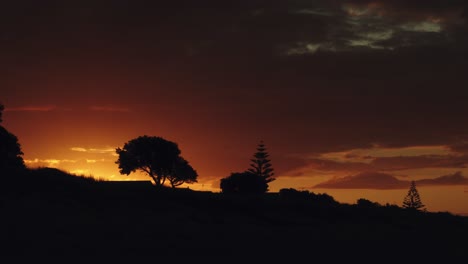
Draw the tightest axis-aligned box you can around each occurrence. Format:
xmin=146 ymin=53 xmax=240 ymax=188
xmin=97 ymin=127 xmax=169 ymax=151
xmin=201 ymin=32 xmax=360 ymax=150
xmin=279 ymin=187 xmax=311 ymax=199
xmin=220 ymin=171 xmax=268 ymax=194
xmin=0 ymin=103 xmax=25 ymax=175
xmin=357 ymin=198 xmax=381 ymax=208
xmin=219 ymin=141 xmax=276 ymax=194
xmin=115 ymin=135 xmax=197 ymax=188
xmin=0 ymin=126 xmax=25 ymax=174
xmin=2 ymin=175 xmax=467 ymax=261
xmin=1 ymin=104 xmax=468 ymax=261
xmin=248 ymin=140 xmax=275 ymax=186
xmin=279 ymin=188 xmax=339 ymax=206
xmin=0 ymin=164 xmax=467 ymax=261
xmin=0 ymin=103 xmax=3 ymax=123
xmin=403 ymin=180 xmax=426 ymax=211
xmin=167 ymin=156 xmax=198 ymax=187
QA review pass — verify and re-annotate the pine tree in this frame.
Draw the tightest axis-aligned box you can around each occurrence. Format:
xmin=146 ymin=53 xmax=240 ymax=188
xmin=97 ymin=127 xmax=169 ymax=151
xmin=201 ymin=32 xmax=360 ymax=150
xmin=247 ymin=140 xmax=275 ymax=184
xmin=402 ymin=180 xmax=425 ymax=211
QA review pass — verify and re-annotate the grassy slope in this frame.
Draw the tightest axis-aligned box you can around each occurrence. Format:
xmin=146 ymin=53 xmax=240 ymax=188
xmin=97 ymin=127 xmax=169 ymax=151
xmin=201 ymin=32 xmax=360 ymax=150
xmin=1 ymin=168 xmax=467 ymax=261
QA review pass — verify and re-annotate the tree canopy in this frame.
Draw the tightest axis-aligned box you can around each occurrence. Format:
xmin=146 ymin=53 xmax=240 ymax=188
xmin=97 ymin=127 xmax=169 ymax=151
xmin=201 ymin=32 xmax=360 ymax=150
xmin=219 ymin=141 xmax=275 ymax=194
xmin=115 ymin=135 xmax=197 ymax=188
xmin=220 ymin=171 xmax=268 ymax=194
xmin=0 ymin=103 xmax=25 ymax=174
xmin=167 ymin=156 xmax=198 ymax=188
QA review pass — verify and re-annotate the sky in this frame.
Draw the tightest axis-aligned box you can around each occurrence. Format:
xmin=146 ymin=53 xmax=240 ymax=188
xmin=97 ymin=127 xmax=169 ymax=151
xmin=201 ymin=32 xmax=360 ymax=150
xmin=1 ymin=0 xmax=468 ymax=215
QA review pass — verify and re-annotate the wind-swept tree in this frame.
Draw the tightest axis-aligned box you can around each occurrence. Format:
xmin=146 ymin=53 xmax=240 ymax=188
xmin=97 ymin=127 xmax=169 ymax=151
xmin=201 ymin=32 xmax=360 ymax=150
xmin=402 ymin=180 xmax=425 ymax=211
xmin=0 ymin=103 xmax=25 ymax=174
xmin=115 ymin=135 xmax=197 ymax=188
xmin=167 ymin=157 xmax=198 ymax=188
xmin=248 ymin=140 xmax=275 ymax=185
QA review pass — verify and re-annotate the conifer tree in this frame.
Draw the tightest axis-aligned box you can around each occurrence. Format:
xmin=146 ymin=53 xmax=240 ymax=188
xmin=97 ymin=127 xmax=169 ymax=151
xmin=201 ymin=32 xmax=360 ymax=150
xmin=402 ymin=180 xmax=425 ymax=211
xmin=248 ymin=140 xmax=275 ymax=184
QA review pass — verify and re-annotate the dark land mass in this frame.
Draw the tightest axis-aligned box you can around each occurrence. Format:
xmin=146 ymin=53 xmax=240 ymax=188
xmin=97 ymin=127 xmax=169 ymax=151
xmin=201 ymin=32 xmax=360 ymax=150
xmin=1 ymin=168 xmax=467 ymax=262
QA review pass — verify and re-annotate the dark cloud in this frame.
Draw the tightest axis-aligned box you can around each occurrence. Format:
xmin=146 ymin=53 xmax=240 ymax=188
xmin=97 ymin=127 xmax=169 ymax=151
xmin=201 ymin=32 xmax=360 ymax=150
xmin=449 ymin=142 xmax=468 ymax=154
xmin=2 ymin=0 xmax=466 ymax=57
xmin=89 ymin=106 xmax=131 ymax=113
xmin=293 ymin=154 xmax=468 ymax=175
xmin=5 ymin=106 xmax=57 ymax=112
xmin=313 ymin=171 xmax=408 ymax=189
xmin=345 ymin=0 xmax=468 ymax=19
xmin=3 ymin=0 xmax=468 ymax=175
xmin=417 ymin=171 xmax=468 ymax=186
xmin=371 ymin=155 xmax=468 ymax=171
xmin=313 ymin=170 xmax=468 ymax=190
xmin=296 ymin=158 xmax=371 ymax=173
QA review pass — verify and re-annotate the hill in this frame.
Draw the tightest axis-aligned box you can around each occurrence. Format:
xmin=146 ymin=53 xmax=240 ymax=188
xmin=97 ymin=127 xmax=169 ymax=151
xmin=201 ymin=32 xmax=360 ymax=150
xmin=1 ymin=168 xmax=467 ymax=261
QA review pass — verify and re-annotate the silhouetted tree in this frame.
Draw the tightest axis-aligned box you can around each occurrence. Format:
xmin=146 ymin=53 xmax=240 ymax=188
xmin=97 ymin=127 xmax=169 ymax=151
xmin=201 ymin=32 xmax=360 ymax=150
xmin=220 ymin=171 xmax=268 ymax=194
xmin=0 ymin=104 xmax=25 ymax=174
xmin=167 ymin=157 xmax=198 ymax=188
xmin=0 ymin=126 xmax=25 ymax=174
xmin=402 ymin=181 xmax=425 ymax=211
xmin=247 ymin=140 xmax=275 ymax=190
xmin=0 ymin=103 xmax=4 ymax=123
xmin=115 ymin=135 xmax=197 ymax=188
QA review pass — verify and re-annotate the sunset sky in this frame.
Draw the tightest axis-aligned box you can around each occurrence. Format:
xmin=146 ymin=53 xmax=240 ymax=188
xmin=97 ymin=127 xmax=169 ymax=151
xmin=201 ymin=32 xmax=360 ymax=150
xmin=1 ymin=0 xmax=468 ymax=215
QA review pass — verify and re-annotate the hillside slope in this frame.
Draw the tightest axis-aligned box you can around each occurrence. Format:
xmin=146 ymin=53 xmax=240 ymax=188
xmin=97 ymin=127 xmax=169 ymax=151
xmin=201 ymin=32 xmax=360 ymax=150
xmin=1 ymin=168 xmax=467 ymax=261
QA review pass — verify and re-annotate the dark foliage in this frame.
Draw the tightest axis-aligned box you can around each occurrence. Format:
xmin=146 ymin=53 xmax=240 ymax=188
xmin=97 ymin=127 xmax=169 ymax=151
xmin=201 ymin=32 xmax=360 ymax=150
xmin=115 ymin=135 xmax=197 ymax=188
xmin=1 ymin=169 xmax=467 ymax=261
xmin=247 ymin=140 xmax=275 ymax=186
xmin=0 ymin=104 xmax=25 ymax=175
xmin=0 ymin=103 xmax=3 ymax=123
xmin=1 ymin=103 xmax=467 ymax=261
xmin=357 ymin=198 xmax=381 ymax=208
xmin=0 ymin=126 xmax=25 ymax=173
xmin=220 ymin=171 xmax=268 ymax=194
xmin=403 ymin=180 xmax=425 ymax=211
xmin=279 ymin=188 xmax=311 ymax=200
xmin=167 ymin=156 xmax=198 ymax=187
xmin=279 ymin=188 xmax=339 ymax=206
